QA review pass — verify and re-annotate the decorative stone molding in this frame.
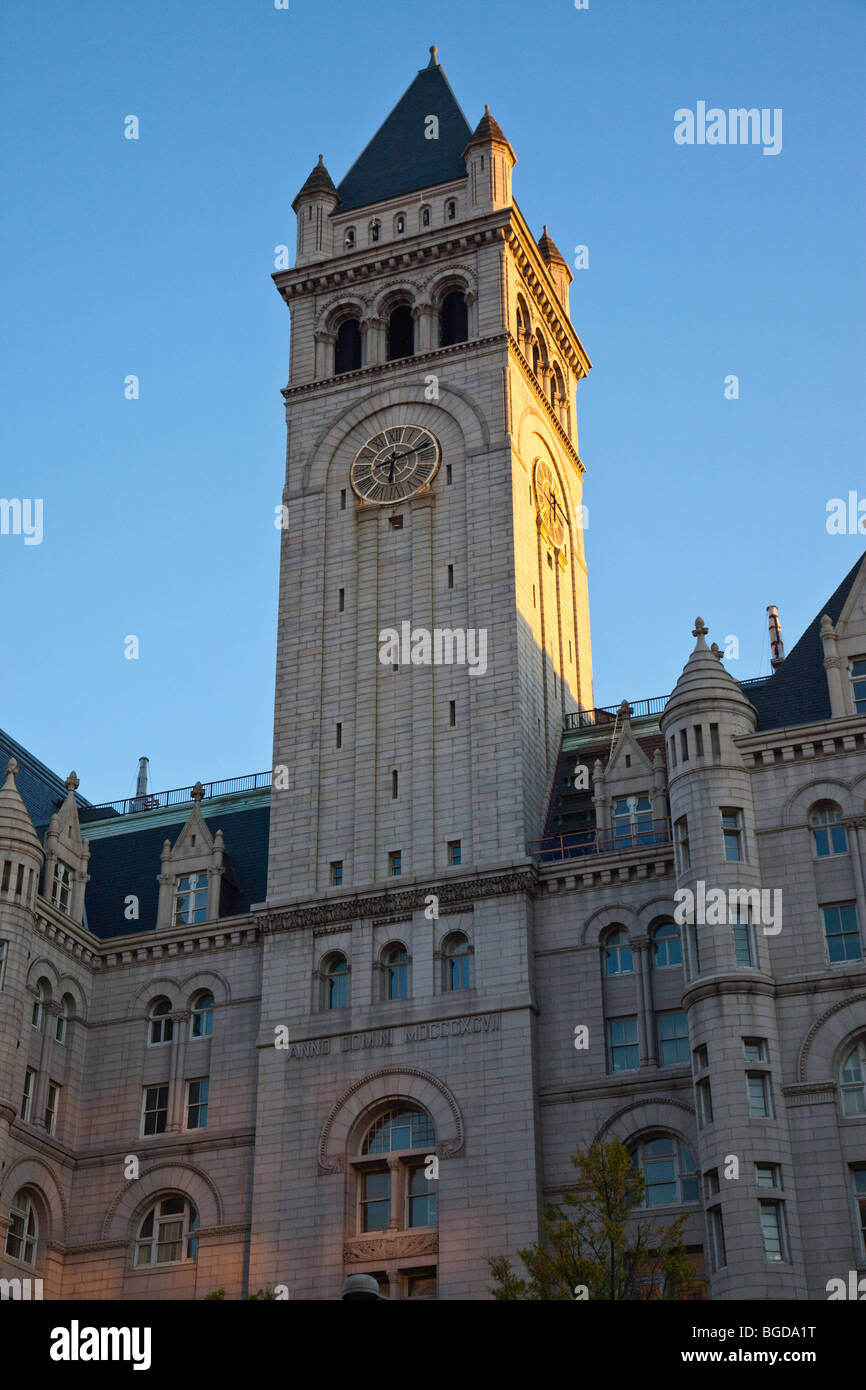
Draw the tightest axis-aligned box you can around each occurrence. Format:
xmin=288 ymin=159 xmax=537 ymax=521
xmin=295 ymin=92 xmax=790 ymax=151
xmin=594 ymin=1095 xmax=696 ymax=1144
xmin=797 ymin=992 xmax=866 ymax=1081
xmin=344 ymin=1231 xmax=438 ymax=1263
xmin=260 ymin=871 xmax=536 ymax=935
xmin=318 ymin=1066 xmax=465 ymax=1174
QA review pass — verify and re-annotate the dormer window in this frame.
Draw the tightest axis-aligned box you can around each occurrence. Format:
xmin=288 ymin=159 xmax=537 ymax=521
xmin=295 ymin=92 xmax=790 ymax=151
xmin=369 ymin=220 xmax=380 ymax=243
xmin=173 ymin=872 xmax=208 ymax=926
xmin=344 ymin=227 xmax=356 ymax=249
xmin=851 ymin=656 xmax=866 ymax=714
xmin=51 ymin=862 xmax=72 ymax=915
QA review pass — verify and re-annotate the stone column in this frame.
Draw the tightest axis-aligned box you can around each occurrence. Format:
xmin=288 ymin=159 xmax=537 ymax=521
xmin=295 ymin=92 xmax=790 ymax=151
xmin=167 ymin=1011 xmax=190 ymax=1131
xmin=314 ymin=330 xmax=334 ymax=380
xmin=633 ymin=937 xmax=654 ymax=1066
xmin=821 ymin=616 xmax=846 ymax=716
xmin=33 ymin=1000 xmax=62 ymax=1126
xmin=413 ymin=300 xmax=435 ymax=353
xmin=361 ymin=316 xmax=385 ymax=366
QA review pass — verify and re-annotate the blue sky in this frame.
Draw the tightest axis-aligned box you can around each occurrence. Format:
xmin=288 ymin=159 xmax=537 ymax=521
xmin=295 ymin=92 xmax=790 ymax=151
xmin=1 ymin=0 xmax=863 ymax=804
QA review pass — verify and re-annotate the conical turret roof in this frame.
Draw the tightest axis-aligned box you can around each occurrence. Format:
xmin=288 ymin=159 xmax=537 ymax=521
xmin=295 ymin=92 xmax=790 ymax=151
xmin=0 ymin=757 xmax=43 ymax=856
xmin=663 ymin=618 xmax=757 ymax=724
xmin=292 ymin=155 xmax=339 ymax=212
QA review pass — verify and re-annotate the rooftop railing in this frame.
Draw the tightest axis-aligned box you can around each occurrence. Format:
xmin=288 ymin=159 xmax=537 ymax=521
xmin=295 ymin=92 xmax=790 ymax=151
xmin=84 ymin=771 xmax=273 ymax=820
xmin=564 ymin=697 xmax=668 ymax=730
xmin=528 ymin=818 xmax=672 ymax=864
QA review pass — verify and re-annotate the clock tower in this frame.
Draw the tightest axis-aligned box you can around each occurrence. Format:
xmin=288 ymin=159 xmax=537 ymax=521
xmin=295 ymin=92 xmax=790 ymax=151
xmin=250 ymin=47 xmax=594 ymax=1299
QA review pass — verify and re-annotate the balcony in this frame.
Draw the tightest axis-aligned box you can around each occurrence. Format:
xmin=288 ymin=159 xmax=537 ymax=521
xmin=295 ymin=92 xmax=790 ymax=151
xmin=528 ymin=818 xmax=672 ymax=864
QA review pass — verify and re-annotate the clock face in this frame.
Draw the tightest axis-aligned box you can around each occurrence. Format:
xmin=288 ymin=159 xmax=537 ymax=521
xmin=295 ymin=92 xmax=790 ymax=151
xmin=533 ymin=459 xmax=567 ymax=548
xmin=350 ymin=425 xmax=441 ymax=505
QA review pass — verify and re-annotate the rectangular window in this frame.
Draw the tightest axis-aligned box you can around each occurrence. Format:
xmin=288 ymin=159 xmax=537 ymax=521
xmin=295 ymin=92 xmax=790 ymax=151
xmin=747 ymin=1072 xmax=772 ymax=1118
xmin=45 ymin=1082 xmax=60 ymax=1135
xmin=448 ymin=700 xmax=456 ymax=727
xmin=330 ymin=860 xmax=343 ymax=887
xmin=186 ymin=1079 xmax=209 ymax=1130
xmin=704 ymin=1169 xmax=720 ymax=1199
xmin=759 ymin=1201 xmax=786 ymax=1261
xmin=721 ymin=808 xmax=744 ymax=861
xmin=173 ymin=871 xmax=209 ymax=926
xmin=391 ymin=770 xmax=399 ymax=799
xmin=710 ymin=723 xmax=721 ymax=757
xmin=668 ymin=736 xmax=677 ymax=767
xmin=408 ymin=1165 xmax=437 ymax=1228
xmin=51 ymin=862 xmax=73 ymax=915
xmin=731 ymin=916 xmax=754 ymax=966
xmin=657 ymin=1010 xmax=689 ymax=1066
xmin=340 ymin=488 xmax=347 ymax=510
xmin=850 ymin=656 xmax=866 ymax=715
xmin=336 ymin=723 xmax=342 ymax=749
xmin=693 ymin=1043 xmax=708 ymax=1072
xmin=406 ymin=1269 xmax=437 ymax=1299
xmin=361 ymin=1170 xmax=390 ymax=1232
xmin=852 ymin=1169 xmax=866 ymax=1256
xmin=142 ymin=1085 xmax=169 ymax=1136
xmin=694 ymin=725 xmax=704 ymax=757
xmin=389 ymin=515 xmax=403 ymax=530
xmin=0 ymin=861 xmax=9 ymax=893
xmin=689 ymin=923 xmax=701 ymax=974
xmin=822 ymin=902 xmax=863 ymax=963
xmin=680 ymin=729 xmax=689 ymax=761
xmin=447 ymin=840 xmax=461 ymax=866
xmin=21 ymin=1068 xmax=36 ymax=1124
xmin=708 ymin=1205 xmax=727 ymax=1271
xmin=447 ymin=564 xmax=454 ymax=589
xmin=0 ymin=940 xmax=7 ymax=990
xmin=696 ymin=1078 xmax=714 ymax=1129
xmin=612 ymin=794 xmax=653 ymax=848
xmin=675 ymin=816 xmax=690 ymax=870
xmin=446 ymin=463 xmax=452 ymax=485
xmin=743 ymin=1036 xmax=767 ymax=1063
xmin=607 ymin=1017 xmax=639 ymax=1073
xmin=338 ymin=587 xmax=345 ymax=612
xmin=755 ymin=1163 xmax=781 ymax=1189
xmin=389 ymin=851 xmax=402 ymax=878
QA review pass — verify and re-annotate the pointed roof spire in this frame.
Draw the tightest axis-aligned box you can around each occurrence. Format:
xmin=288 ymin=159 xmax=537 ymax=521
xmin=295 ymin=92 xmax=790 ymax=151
xmin=0 ymin=757 xmax=43 ymax=856
xmin=537 ymin=224 xmax=568 ymax=268
xmin=336 ymin=58 xmax=472 ymax=212
xmin=292 ymin=154 xmax=339 ymax=212
xmin=663 ymin=616 xmax=755 ymax=723
xmin=463 ymin=104 xmax=515 ymax=160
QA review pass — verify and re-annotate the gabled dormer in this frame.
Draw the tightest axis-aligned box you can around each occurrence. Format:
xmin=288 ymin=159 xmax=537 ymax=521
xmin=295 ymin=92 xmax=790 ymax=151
xmin=155 ymin=783 xmax=231 ymax=929
xmin=820 ymin=552 xmax=866 ymax=719
xmin=592 ymin=702 xmax=667 ymax=835
xmin=42 ymin=771 xmax=90 ymax=923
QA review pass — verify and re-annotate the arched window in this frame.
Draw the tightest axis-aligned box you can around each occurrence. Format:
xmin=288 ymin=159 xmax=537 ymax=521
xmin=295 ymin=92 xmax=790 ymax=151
xmin=841 ymin=1038 xmax=866 ymax=1116
xmin=357 ymin=1107 xmax=437 ymax=1236
xmin=550 ymin=361 xmax=564 ymax=408
xmin=445 ymin=199 xmax=456 ymax=221
xmin=383 ymin=943 xmax=409 ymax=1000
xmin=386 ymin=304 xmax=414 ymax=361
xmin=344 ymin=227 xmax=356 ymax=250
xmin=134 ymin=1196 xmax=199 ymax=1267
xmin=55 ymin=994 xmax=72 ymax=1043
xmin=395 ymin=213 xmax=406 ymax=235
xmin=5 ymin=1189 xmax=38 ymax=1265
xmin=369 ymin=220 xmax=380 ymax=243
xmin=810 ymin=801 xmax=848 ymax=857
xmin=631 ymin=1134 xmax=699 ymax=1207
xmin=421 ymin=206 xmax=431 ymax=228
xmin=604 ymin=927 xmax=633 ymax=976
xmin=443 ymin=933 xmax=471 ymax=990
xmin=652 ymin=921 xmax=682 ymax=969
xmin=189 ymin=991 xmax=214 ymax=1038
xmin=531 ymin=331 xmax=548 ymax=381
xmin=148 ymin=997 xmax=173 ymax=1046
xmin=31 ymin=979 xmax=50 ymax=1031
xmin=439 ymin=290 xmax=468 ymax=347
xmin=325 ymin=954 xmax=348 ymax=1009
xmin=335 ymin=318 xmax=362 ymax=375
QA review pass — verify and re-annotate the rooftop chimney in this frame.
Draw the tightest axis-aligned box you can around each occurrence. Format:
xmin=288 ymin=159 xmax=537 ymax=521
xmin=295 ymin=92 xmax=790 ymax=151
xmin=136 ymin=756 xmax=149 ymax=799
xmin=767 ymin=605 xmax=785 ymax=669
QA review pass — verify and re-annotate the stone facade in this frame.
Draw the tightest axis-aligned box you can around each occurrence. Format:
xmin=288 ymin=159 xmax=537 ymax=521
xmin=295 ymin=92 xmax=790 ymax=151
xmin=0 ymin=53 xmax=864 ymax=1301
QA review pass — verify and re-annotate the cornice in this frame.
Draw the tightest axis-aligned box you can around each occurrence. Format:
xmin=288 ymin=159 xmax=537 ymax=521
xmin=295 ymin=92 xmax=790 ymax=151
xmin=507 ymin=333 xmax=585 ymax=470
xmin=32 ymin=910 xmax=101 ymax=969
xmin=99 ymin=921 xmax=259 ymax=971
xmin=280 ymin=331 xmax=507 ymax=403
xmin=257 ymin=870 xmax=537 ymax=934
xmin=503 ymin=221 xmax=591 ymax=375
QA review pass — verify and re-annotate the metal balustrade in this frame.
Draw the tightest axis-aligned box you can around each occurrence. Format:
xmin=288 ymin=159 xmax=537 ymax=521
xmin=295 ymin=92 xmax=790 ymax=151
xmin=528 ymin=818 xmax=672 ymax=864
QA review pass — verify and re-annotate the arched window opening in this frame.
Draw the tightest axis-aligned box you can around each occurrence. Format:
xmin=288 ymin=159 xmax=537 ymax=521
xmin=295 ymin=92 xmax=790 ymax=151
xmin=383 ymin=943 xmax=409 ymax=999
xmin=189 ymin=991 xmax=214 ymax=1038
xmin=439 ymin=290 xmax=468 ymax=347
xmin=386 ymin=304 xmax=414 ymax=361
xmin=421 ymin=206 xmax=431 ymax=228
xmin=652 ymin=921 xmax=682 ymax=969
xmin=31 ymin=979 xmax=50 ymax=1031
xmin=445 ymin=200 xmax=456 ymax=221
xmin=810 ymin=802 xmax=848 ymax=857
xmin=5 ymin=1190 xmax=38 ymax=1265
xmin=335 ymin=318 xmax=362 ymax=375
xmin=134 ymin=1197 xmax=199 ymax=1267
xmin=841 ymin=1038 xmax=866 ymax=1116
xmin=369 ymin=220 xmax=380 ymax=243
xmin=325 ymin=954 xmax=348 ymax=1010
xmin=344 ymin=227 xmax=356 ymax=250
xmin=55 ymin=994 xmax=72 ymax=1043
xmin=357 ymin=1107 xmax=437 ymax=1236
xmin=395 ymin=214 xmax=406 ymax=235
xmin=148 ymin=997 xmax=173 ymax=1046
xmin=631 ymin=1134 xmax=699 ymax=1207
xmin=604 ymin=927 xmax=633 ymax=976
xmin=443 ymin=933 xmax=471 ymax=990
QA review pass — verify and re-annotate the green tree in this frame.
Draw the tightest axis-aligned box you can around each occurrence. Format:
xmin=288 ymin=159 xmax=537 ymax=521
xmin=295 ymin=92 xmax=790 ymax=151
xmin=489 ymin=1139 xmax=700 ymax=1300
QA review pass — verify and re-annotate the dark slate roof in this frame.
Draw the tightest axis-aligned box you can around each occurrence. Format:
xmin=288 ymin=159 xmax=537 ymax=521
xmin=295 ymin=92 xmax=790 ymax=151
xmin=543 ymin=731 xmax=667 ymax=842
xmin=0 ymin=727 xmax=90 ymax=829
xmin=292 ymin=154 xmax=339 ymax=211
xmin=80 ymin=804 xmax=270 ymax=940
xmin=741 ymin=550 xmax=865 ymax=730
xmin=335 ymin=56 xmax=472 ymax=213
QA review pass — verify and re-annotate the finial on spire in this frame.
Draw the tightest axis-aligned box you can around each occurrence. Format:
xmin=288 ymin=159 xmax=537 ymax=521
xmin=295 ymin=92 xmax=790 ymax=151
xmin=692 ymin=617 xmax=708 ymax=637
xmin=191 ymin=781 xmax=205 ymax=807
xmin=4 ymin=757 xmax=18 ymax=786
xmin=65 ymin=771 xmax=80 ymax=794
xmin=428 ymin=45 xmax=439 ymax=66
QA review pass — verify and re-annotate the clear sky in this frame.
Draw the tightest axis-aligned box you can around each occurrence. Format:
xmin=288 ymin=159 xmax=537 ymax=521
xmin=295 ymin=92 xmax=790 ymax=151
xmin=2 ymin=0 xmax=863 ymax=804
